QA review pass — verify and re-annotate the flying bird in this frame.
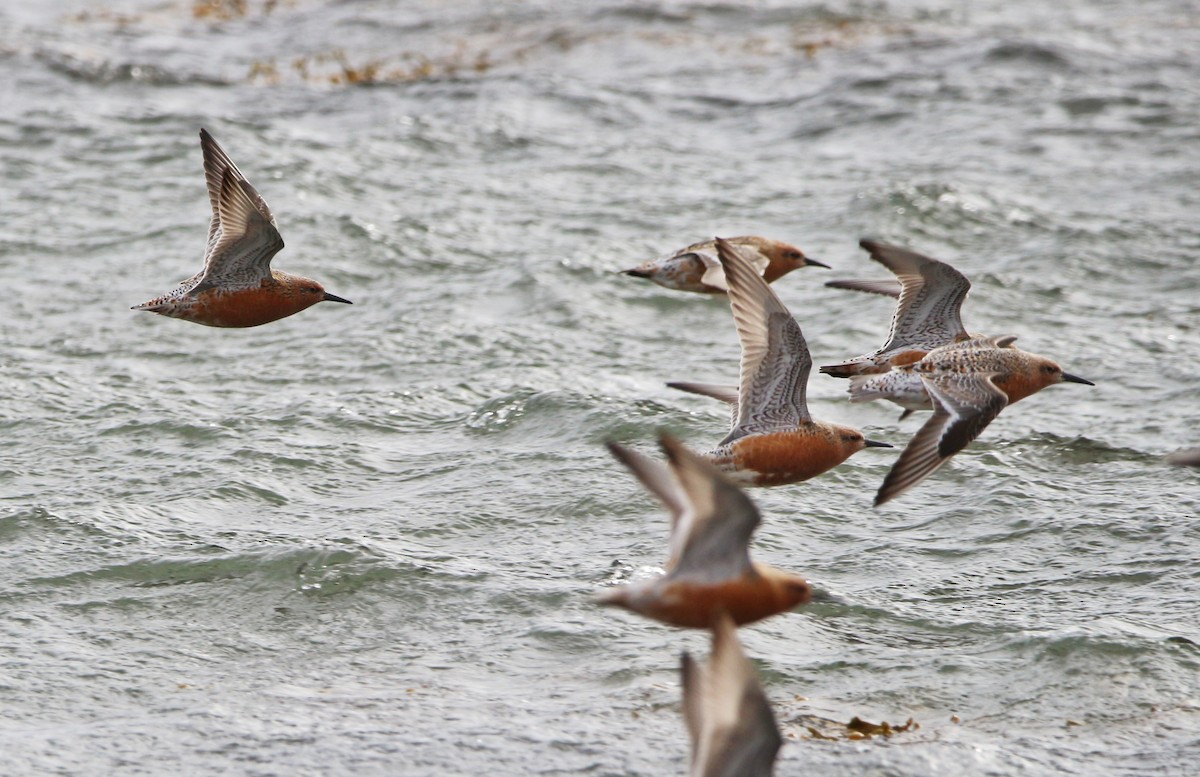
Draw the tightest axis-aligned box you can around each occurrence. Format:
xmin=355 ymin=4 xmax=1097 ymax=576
xmin=133 ymin=129 xmax=352 ymax=327
xmin=622 ymin=236 xmax=827 ymax=295
xmin=671 ymin=237 xmax=890 ymax=487
xmin=869 ymin=335 xmax=1093 ymax=506
xmin=596 ymin=432 xmax=811 ymax=628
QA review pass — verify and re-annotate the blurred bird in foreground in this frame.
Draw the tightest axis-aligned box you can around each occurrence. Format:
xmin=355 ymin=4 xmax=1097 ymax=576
xmin=1166 ymin=447 xmax=1200 ymax=467
xmin=680 ymin=612 xmax=781 ymax=777
xmin=596 ymin=432 xmax=811 ymax=628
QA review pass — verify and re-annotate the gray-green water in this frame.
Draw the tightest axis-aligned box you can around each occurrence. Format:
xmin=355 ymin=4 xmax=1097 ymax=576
xmin=2 ymin=1 xmax=1198 ymax=774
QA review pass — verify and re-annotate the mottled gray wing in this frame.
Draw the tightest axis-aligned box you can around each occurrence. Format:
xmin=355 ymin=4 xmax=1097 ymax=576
xmin=605 ymin=440 xmax=692 ymax=569
xmin=715 ymin=238 xmax=812 ymax=446
xmin=194 ymin=129 xmax=284 ymax=288
xmin=859 ymin=240 xmax=971 ymax=353
xmin=658 ymin=434 xmax=757 ymax=584
xmin=874 ymin=371 xmax=1007 ymax=506
xmin=684 ymin=614 xmax=782 ymax=777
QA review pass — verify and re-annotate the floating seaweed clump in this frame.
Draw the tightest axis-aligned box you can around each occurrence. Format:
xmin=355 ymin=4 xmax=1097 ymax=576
xmin=193 ymin=0 xmax=282 ymax=21
xmin=786 ymin=712 xmax=921 ymax=741
xmin=789 ymin=15 xmax=912 ymax=58
xmin=248 ymin=45 xmax=492 ymax=87
xmin=65 ymin=1 xmax=277 ymax=28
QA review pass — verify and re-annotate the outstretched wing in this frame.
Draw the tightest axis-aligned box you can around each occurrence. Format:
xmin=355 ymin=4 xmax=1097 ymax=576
xmin=715 ymin=237 xmax=811 ymax=445
xmin=860 ymin=240 xmax=971 ymax=353
xmin=606 ymin=439 xmax=692 ymax=569
xmin=194 ymin=129 xmax=284 ymax=289
xmin=659 ymin=433 xmax=758 ymax=584
xmin=875 ymin=370 xmax=1007 ymax=506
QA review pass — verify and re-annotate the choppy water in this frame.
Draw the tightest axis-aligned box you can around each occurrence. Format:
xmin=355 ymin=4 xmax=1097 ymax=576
xmin=2 ymin=1 xmax=1198 ymax=774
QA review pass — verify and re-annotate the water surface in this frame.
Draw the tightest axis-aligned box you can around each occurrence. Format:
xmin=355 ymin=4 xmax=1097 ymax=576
xmin=1 ymin=1 xmax=1198 ymax=775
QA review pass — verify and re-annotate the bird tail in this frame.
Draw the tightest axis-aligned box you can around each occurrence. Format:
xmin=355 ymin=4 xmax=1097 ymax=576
xmin=847 ymin=375 xmax=890 ymax=403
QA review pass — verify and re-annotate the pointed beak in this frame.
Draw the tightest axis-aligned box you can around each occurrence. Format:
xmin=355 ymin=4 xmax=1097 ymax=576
xmin=1062 ymin=372 xmax=1093 ymax=385
xmin=323 ymin=292 xmax=353 ymax=304
xmin=805 ymin=258 xmax=830 ymax=269
xmin=864 ymin=438 xmax=893 ymax=448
